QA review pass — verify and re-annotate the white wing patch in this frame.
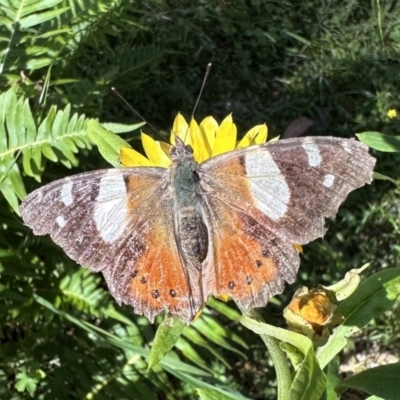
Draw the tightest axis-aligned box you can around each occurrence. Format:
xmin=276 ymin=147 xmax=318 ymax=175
xmin=60 ymin=181 xmax=74 ymax=206
xmin=94 ymin=172 xmax=128 ymax=243
xmin=56 ymin=215 xmax=66 ymax=228
xmin=341 ymin=141 xmax=353 ymax=153
xmin=245 ymin=150 xmax=290 ymax=221
xmin=302 ymin=142 xmax=322 ymax=167
xmin=323 ymin=174 xmax=335 ymax=188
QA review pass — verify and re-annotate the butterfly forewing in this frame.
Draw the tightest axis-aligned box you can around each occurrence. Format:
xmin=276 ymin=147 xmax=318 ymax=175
xmin=20 ymin=168 xmax=203 ymax=322
xmin=200 ymin=137 xmax=375 ymax=245
xmin=264 ymin=137 xmax=376 ymax=242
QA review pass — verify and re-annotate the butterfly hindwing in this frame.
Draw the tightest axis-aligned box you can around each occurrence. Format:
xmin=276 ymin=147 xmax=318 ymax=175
xmin=20 ymin=168 xmax=203 ymax=322
xmin=201 ymin=192 xmax=300 ymax=310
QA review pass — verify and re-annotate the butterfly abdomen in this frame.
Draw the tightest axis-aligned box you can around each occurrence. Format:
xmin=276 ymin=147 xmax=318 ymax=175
xmin=177 ymin=209 xmax=208 ymax=264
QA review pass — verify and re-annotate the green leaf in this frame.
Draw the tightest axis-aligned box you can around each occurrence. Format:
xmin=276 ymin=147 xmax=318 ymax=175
xmin=14 ymin=376 xmax=37 ymax=396
xmin=148 ymin=316 xmax=186 ymax=370
xmin=175 ymin=337 xmax=214 ymax=373
xmin=282 ymin=30 xmax=311 ymax=45
xmin=280 ymin=342 xmax=304 ymax=369
xmin=317 ymin=268 xmax=400 ymax=369
xmin=357 ymin=132 xmax=400 ymax=152
xmin=14 ymin=367 xmax=45 ymax=397
xmin=18 ymin=0 xmax=65 ymax=16
xmin=87 ymin=119 xmax=131 ymax=167
xmin=20 ymin=7 xmax=70 ymax=29
xmin=0 ymin=89 xmax=91 ymax=211
xmin=373 ymin=171 xmax=396 ymax=183
xmin=0 ymin=0 xmax=69 ymax=73
xmin=193 ymin=315 xmax=247 ymax=357
xmin=322 ymin=356 xmax=340 ymax=400
xmin=207 ymin=297 xmax=242 ymax=321
xmin=336 ymin=363 xmax=400 ymax=399
xmin=198 ymin=388 xmax=239 ymax=400
xmin=59 ymin=268 xmax=110 ymax=317
xmin=241 ymin=316 xmax=326 ymax=400
xmin=322 ymin=263 xmax=371 ymax=301
xmin=101 ymin=121 xmax=145 ymax=134
xmin=183 ymin=325 xmax=231 ymax=368
xmin=0 ymin=157 xmax=20 ymax=213
xmin=34 ymin=293 xmax=251 ymax=399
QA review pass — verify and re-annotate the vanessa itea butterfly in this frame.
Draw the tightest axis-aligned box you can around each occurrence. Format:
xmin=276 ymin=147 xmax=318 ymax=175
xmin=20 ymin=136 xmax=375 ymax=323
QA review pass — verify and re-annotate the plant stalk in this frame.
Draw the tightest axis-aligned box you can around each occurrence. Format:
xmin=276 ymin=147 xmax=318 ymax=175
xmin=243 ymin=309 xmax=291 ymax=400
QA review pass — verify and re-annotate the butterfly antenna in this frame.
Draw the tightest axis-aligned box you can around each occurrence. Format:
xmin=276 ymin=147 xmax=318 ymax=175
xmin=111 ymin=87 xmax=161 ymax=137
xmin=181 ymin=63 xmax=212 ymax=145
xmin=191 ymin=63 xmax=212 ymax=121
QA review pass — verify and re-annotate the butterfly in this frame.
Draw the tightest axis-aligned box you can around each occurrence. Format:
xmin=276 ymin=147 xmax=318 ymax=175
xmin=20 ymin=136 xmax=375 ymax=323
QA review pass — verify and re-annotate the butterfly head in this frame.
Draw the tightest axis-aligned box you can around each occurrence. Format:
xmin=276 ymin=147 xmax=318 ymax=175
xmin=170 ymin=136 xmax=195 ymax=162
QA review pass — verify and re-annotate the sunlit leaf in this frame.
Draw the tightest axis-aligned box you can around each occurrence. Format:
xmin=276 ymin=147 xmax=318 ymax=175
xmin=87 ymin=119 xmax=130 ymax=168
xmin=102 ymin=121 xmax=145 ymax=134
xmin=0 ymin=89 xmax=91 ymax=211
xmin=357 ymin=132 xmax=400 ymax=152
xmin=336 ymin=363 xmax=400 ymax=399
xmin=241 ymin=316 xmax=326 ymax=400
xmin=198 ymin=388 xmax=239 ymax=400
xmin=148 ymin=316 xmax=186 ymax=370
xmin=317 ymin=268 xmax=400 ymax=369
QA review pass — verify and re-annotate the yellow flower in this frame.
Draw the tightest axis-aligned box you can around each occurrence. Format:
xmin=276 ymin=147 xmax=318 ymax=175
xmin=283 ymin=287 xmax=343 ymax=346
xmin=387 ymin=109 xmax=397 ymax=119
xmin=120 ymin=113 xmax=268 ymax=167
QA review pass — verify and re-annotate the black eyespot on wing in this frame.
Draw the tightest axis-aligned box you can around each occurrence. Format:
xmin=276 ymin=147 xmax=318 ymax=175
xmin=262 ymin=248 xmax=271 ymax=257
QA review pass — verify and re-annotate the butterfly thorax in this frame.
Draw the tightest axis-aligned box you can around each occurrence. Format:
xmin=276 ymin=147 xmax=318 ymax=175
xmin=169 ymin=143 xmax=208 ymax=266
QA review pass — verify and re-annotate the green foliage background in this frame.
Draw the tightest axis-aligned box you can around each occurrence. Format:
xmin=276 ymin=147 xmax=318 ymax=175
xmin=1 ymin=0 xmax=399 ymax=399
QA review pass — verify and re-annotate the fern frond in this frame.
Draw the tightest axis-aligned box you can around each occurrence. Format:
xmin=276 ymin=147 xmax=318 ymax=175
xmin=59 ymin=268 xmax=111 ymax=316
xmin=0 ymin=0 xmax=126 ymax=75
xmin=0 ymin=88 xmax=91 ymax=213
xmin=0 ymin=0 xmax=70 ymax=73
xmin=117 ymin=45 xmax=164 ymax=78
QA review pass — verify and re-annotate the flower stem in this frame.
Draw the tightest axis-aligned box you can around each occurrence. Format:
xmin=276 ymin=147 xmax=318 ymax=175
xmin=244 ymin=309 xmax=291 ymax=400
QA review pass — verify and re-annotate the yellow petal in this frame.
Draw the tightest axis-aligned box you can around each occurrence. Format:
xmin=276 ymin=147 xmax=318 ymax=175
xmin=170 ymin=112 xmax=190 ymax=146
xmin=120 ymin=147 xmax=156 ymax=167
xmin=160 ymin=141 xmax=172 ymax=157
xmin=216 ymin=294 xmax=229 ymax=302
xmin=199 ymin=116 xmax=218 ymax=157
xmin=269 ymin=135 xmax=280 ymax=143
xmin=291 ymin=293 xmax=333 ymax=326
xmin=141 ymin=132 xmax=171 ymax=167
xmin=293 ymin=244 xmax=303 ymax=253
xmin=193 ymin=305 xmax=206 ymax=322
xmin=189 ymin=118 xmax=208 ymax=163
xmin=237 ymin=124 xmax=268 ymax=148
xmin=212 ymin=114 xmax=237 ymax=156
